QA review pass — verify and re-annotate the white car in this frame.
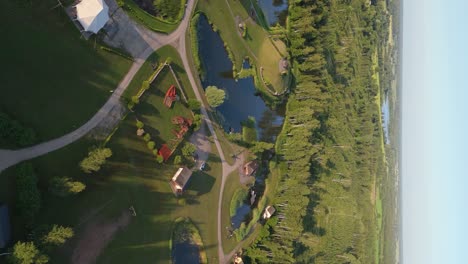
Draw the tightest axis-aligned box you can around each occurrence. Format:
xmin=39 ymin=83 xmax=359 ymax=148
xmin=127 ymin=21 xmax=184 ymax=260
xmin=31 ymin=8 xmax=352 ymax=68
xmin=199 ymin=162 xmax=206 ymax=171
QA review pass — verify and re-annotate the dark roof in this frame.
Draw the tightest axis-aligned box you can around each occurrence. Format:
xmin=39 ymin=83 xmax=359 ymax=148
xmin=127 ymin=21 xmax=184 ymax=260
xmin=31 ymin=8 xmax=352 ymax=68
xmin=172 ymin=167 xmax=192 ymax=189
xmin=0 ymin=204 xmax=11 ymax=248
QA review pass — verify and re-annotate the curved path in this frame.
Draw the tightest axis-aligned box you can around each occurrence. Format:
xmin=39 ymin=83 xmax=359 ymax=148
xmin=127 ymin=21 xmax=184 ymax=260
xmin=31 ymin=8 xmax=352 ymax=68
xmin=0 ymin=1 xmax=241 ymax=263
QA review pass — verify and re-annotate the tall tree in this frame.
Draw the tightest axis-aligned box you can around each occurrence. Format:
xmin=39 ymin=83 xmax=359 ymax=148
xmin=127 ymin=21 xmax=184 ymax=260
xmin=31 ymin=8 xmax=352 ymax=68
xmin=9 ymin=242 xmax=48 ymax=264
xmin=49 ymin=177 xmax=86 ymax=197
xmin=79 ymin=147 xmax=112 ymax=173
xmin=205 ymin=86 xmax=226 ymax=108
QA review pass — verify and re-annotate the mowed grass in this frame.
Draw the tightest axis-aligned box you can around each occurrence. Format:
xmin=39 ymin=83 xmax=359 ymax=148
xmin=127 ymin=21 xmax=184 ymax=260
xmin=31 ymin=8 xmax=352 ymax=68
xmin=221 ymin=170 xmax=244 ymax=254
xmin=196 ymin=0 xmax=286 ymax=94
xmin=0 ymin=45 xmax=224 ymax=263
xmin=0 ymin=1 xmax=132 ymax=142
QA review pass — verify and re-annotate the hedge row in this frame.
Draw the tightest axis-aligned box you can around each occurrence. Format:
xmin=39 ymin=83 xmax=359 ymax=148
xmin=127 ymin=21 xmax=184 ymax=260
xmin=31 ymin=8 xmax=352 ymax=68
xmin=0 ymin=112 xmax=36 ymax=147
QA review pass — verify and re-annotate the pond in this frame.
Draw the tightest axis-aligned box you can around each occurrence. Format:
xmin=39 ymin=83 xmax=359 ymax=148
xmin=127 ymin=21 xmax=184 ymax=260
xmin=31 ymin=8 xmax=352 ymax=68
xmin=197 ymin=15 xmax=284 ymax=142
xmin=258 ymin=0 xmax=288 ymax=26
xmin=172 ymin=242 xmax=201 ymax=264
xmin=382 ymin=91 xmax=390 ymax=144
xmin=231 ymin=203 xmax=252 ymax=229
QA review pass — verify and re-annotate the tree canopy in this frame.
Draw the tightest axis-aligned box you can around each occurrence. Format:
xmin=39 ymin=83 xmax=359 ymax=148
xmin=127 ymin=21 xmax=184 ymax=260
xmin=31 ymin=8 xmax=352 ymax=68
xmin=204 ymin=86 xmax=226 ymax=108
xmin=49 ymin=177 xmax=86 ymax=197
xmin=80 ymin=147 xmax=112 ymax=173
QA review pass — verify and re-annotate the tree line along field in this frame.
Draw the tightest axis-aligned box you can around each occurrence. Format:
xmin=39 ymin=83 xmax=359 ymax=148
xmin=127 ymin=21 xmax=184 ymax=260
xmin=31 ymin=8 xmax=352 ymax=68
xmin=244 ymin=0 xmax=393 ymax=263
xmin=0 ymin=0 xmax=132 ymax=144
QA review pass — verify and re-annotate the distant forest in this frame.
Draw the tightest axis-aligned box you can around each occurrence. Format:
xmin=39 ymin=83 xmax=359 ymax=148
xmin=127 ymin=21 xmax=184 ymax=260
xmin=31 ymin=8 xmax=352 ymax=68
xmin=245 ymin=0 xmax=393 ymax=263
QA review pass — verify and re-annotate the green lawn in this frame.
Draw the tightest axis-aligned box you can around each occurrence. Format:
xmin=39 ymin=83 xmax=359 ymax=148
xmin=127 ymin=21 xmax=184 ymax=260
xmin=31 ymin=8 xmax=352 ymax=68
xmin=0 ymin=42 xmax=226 ymax=263
xmin=220 ymin=171 xmax=244 ymax=254
xmin=196 ymin=0 xmax=287 ymax=94
xmin=0 ymin=1 xmax=132 ymax=142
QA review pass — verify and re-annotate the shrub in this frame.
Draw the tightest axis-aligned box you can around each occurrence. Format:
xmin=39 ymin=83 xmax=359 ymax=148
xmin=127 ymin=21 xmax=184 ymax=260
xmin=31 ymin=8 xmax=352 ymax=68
xmin=142 ymin=80 xmax=150 ymax=90
xmin=147 ymin=141 xmax=156 ymax=150
xmin=153 ymin=149 xmax=159 ymax=156
xmin=174 ymin=155 xmax=182 ymax=165
xmin=143 ymin=133 xmax=151 ymax=142
xmin=131 ymin=96 xmax=140 ymax=104
xmin=80 ymin=147 xmax=112 ymax=173
xmin=181 ymin=142 xmax=197 ymax=158
xmin=49 ymin=177 xmax=86 ymax=197
xmin=156 ymin=155 xmax=164 ymax=163
xmin=188 ymin=99 xmax=201 ymax=111
xmin=136 ymin=120 xmax=144 ymax=129
xmin=42 ymin=225 xmax=74 ymax=247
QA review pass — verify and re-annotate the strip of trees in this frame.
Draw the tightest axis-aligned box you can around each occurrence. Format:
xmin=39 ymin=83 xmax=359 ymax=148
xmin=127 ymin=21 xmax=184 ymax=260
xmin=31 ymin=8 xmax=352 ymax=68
xmin=246 ymin=0 xmax=388 ymax=263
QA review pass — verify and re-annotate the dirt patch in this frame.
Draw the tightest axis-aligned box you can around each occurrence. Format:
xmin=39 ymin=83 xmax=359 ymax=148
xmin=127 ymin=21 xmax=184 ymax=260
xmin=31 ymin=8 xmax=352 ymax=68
xmin=71 ymin=210 xmax=132 ymax=264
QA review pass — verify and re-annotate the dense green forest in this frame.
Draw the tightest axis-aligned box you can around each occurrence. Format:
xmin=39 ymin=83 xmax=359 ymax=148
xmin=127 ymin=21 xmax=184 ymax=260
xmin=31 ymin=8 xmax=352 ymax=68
xmin=245 ymin=0 xmax=392 ymax=263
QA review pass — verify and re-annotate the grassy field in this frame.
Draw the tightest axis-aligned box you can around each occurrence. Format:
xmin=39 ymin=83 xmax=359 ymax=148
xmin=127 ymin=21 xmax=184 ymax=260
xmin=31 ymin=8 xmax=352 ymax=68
xmin=0 ymin=1 xmax=132 ymax=142
xmin=0 ymin=41 xmax=226 ymax=263
xmin=196 ymin=0 xmax=287 ymax=95
xmin=221 ymin=171 xmax=244 ymax=254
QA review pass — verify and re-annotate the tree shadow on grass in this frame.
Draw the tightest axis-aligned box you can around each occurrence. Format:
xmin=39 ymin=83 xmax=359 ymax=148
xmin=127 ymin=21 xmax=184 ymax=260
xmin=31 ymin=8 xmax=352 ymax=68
xmin=185 ymin=171 xmax=216 ymax=196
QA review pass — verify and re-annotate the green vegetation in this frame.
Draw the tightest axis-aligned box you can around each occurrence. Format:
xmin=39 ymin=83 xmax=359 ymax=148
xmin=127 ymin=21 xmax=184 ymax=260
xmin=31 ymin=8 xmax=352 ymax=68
xmin=230 ymin=188 xmax=249 ymax=217
xmin=189 ymin=12 xmax=203 ymax=77
xmin=9 ymin=241 xmax=48 ymax=264
xmin=205 ymin=86 xmax=226 ymax=108
xmin=0 ymin=0 xmax=132 ymax=142
xmin=118 ymin=0 xmax=179 ymax=33
xmin=153 ymin=0 xmax=187 ymax=23
xmin=241 ymin=117 xmax=257 ymax=143
xmin=196 ymin=0 xmax=289 ymax=96
xmin=79 ymin=147 xmax=113 ymax=174
xmin=181 ymin=142 xmax=197 ymax=158
xmin=0 ymin=112 xmax=36 ymax=149
xmin=171 ymin=217 xmax=207 ymax=263
xmin=48 ymin=177 xmax=86 ymax=197
xmin=245 ymin=0 xmax=388 ymax=263
xmin=16 ymin=163 xmax=41 ymax=225
xmin=41 ymin=225 xmax=74 ymax=247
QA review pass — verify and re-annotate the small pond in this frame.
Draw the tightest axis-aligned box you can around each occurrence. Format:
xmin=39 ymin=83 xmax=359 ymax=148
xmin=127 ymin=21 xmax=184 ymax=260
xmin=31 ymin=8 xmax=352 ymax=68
xmin=172 ymin=242 xmax=201 ymax=264
xmin=258 ymin=0 xmax=288 ymax=26
xmin=231 ymin=203 xmax=252 ymax=229
xmin=197 ymin=15 xmax=284 ymax=142
xmin=382 ymin=91 xmax=390 ymax=144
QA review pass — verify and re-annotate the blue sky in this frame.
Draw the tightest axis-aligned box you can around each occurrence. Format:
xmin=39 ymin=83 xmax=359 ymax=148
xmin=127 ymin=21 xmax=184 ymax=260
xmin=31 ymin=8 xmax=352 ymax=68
xmin=402 ymin=0 xmax=468 ymax=263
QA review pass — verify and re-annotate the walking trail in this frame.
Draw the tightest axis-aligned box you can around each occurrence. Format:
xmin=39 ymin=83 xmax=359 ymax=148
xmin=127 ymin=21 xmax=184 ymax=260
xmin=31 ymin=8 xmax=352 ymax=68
xmin=0 ymin=0 xmax=243 ymax=263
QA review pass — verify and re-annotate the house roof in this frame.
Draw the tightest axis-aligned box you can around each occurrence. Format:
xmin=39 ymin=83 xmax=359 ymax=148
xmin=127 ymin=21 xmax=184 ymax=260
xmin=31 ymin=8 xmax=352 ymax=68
xmin=265 ymin=205 xmax=276 ymax=216
xmin=243 ymin=160 xmax=258 ymax=176
xmin=171 ymin=167 xmax=192 ymax=189
xmin=0 ymin=204 xmax=11 ymax=249
xmin=76 ymin=0 xmax=109 ymax=33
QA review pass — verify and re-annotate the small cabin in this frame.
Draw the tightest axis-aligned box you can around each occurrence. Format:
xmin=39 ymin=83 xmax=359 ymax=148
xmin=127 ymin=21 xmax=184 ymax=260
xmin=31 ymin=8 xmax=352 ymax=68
xmin=243 ymin=161 xmax=258 ymax=177
xmin=0 ymin=204 xmax=11 ymax=248
xmin=234 ymin=255 xmax=244 ymax=264
xmin=169 ymin=167 xmax=193 ymax=195
xmin=262 ymin=205 xmax=276 ymax=220
xmin=279 ymin=58 xmax=289 ymax=74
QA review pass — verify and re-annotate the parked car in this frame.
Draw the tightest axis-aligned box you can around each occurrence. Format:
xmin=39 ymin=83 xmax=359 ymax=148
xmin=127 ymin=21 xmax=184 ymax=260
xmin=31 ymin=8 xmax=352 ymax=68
xmin=199 ymin=162 xmax=206 ymax=171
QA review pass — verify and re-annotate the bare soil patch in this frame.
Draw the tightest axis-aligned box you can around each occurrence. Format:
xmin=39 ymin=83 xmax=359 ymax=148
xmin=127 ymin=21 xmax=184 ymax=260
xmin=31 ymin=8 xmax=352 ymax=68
xmin=71 ymin=210 xmax=132 ymax=264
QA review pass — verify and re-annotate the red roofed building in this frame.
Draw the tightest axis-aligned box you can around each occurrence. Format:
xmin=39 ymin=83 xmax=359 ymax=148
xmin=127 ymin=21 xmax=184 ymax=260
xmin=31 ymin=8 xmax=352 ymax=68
xmin=158 ymin=144 xmax=172 ymax=161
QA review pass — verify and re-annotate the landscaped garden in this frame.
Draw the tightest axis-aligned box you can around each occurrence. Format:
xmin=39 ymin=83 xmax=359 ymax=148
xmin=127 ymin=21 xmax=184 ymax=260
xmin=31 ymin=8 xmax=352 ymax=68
xmin=0 ymin=0 xmax=132 ymax=143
